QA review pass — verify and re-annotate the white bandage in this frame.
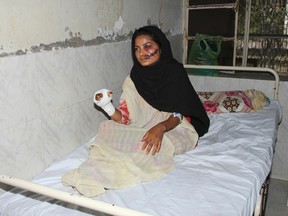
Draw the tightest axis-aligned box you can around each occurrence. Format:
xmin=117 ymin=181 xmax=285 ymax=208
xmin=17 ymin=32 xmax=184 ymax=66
xmin=173 ymin=112 xmax=182 ymax=122
xmin=101 ymin=102 xmax=116 ymax=116
xmin=93 ymin=89 xmax=115 ymax=116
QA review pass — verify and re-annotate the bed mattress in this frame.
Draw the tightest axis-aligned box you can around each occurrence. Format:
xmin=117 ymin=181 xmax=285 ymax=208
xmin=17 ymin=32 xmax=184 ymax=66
xmin=0 ymin=101 xmax=281 ymax=216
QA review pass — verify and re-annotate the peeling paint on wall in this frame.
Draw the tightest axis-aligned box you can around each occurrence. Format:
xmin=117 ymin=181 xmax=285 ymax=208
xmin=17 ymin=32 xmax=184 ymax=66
xmin=0 ymin=0 xmax=181 ymax=58
xmin=0 ymin=23 xmax=174 ymax=58
xmin=0 ymin=31 xmax=133 ymax=58
xmin=0 ymin=14 xmax=133 ymax=58
xmin=0 ymin=0 xmax=125 ymax=55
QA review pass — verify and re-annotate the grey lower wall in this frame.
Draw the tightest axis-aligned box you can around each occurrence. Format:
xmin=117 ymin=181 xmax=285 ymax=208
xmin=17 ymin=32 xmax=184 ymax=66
xmin=0 ymin=34 xmax=183 ymax=195
xmin=0 ymin=0 xmax=184 ymax=195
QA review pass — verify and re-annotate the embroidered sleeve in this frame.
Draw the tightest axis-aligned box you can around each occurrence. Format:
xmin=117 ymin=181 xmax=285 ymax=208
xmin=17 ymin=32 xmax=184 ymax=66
xmin=117 ymin=94 xmax=130 ymax=125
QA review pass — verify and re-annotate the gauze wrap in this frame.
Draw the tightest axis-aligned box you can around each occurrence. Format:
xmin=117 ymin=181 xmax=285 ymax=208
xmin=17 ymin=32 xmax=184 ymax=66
xmin=93 ymin=89 xmax=115 ymax=116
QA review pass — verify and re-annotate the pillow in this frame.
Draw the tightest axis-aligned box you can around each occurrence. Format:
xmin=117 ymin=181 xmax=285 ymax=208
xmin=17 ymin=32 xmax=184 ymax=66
xmin=244 ymin=89 xmax=270 ymax=111
xmin=197 ymin=90 xmax=269 ymax=115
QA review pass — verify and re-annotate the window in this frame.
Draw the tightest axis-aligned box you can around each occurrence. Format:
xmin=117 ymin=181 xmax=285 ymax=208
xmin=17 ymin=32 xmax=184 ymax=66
xmin=183 ymin=0 xmax=288 ymax=75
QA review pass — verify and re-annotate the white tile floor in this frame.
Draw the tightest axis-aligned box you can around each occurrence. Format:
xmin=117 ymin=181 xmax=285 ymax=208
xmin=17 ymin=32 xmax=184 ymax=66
xmin=265 ymin=178 xmax=288 ymax=216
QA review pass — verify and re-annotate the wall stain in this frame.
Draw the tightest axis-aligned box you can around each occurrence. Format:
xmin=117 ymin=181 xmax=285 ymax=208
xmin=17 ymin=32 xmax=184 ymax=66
xmin=0 ymin=22 xmax=171 ymax=58
xmin=0 ymin=31 xmax=134 ymax=58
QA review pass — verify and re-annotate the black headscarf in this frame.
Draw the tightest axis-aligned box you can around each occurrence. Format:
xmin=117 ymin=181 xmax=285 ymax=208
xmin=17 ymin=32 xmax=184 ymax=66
xmin=130 ymin=25 xmax=209 ymax=137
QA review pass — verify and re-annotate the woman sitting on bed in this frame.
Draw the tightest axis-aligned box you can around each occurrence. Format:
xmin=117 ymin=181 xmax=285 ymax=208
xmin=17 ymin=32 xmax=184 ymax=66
xmin=62 ymin=25 xmax=210 ymax=197
xmin=94 ymin=25 xmax=209 ymax=155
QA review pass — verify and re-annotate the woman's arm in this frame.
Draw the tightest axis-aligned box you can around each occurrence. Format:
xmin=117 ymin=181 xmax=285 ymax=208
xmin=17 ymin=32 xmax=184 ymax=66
xmin=142 ymin=114 xmax=181 ymax=155
xmin=110 ymin=108 xmax=122 ymax=121
xmin=94 ymin=90 xmax=130 ymax=124
xmin=111 ymin=97 xmax=130 ymax=124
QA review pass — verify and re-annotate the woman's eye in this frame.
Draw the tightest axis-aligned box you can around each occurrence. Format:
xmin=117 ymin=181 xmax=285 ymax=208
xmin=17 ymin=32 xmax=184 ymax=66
xmin=134 ymin=47 xmax=140 ymax=52
xmin=144 ymin=44 xmax=152 ymax=50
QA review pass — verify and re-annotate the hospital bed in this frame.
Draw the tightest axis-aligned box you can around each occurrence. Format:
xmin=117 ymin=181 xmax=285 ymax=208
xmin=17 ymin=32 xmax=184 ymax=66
xmin=0 ymin=65 xmax=282 ymax=216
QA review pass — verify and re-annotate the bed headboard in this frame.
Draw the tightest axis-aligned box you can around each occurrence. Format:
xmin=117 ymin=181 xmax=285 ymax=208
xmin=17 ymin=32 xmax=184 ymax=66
xmin=183 ymin=65 xmax=280 ymax=101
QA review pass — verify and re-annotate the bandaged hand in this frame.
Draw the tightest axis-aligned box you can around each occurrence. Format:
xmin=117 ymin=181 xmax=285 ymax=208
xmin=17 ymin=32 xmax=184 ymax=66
xmin=93 ymin=89 xmax=115 ymax=116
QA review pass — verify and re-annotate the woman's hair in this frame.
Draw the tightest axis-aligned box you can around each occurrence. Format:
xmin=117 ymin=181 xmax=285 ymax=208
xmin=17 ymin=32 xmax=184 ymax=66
xmin=132 ymin=27 xmax=162 ymax=50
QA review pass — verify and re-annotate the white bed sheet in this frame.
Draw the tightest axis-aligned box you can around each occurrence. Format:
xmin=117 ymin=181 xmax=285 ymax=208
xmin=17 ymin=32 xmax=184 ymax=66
xmin=0 ymin=101 xmax=281 ymax=216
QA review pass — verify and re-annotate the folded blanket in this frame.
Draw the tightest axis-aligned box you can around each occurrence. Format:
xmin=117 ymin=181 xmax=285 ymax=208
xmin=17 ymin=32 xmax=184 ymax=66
xmin=62 ymin=77 xmax=198 ymax=197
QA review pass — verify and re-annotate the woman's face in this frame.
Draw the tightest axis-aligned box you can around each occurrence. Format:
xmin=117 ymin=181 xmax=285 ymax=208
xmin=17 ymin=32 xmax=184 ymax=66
xmin=134 ymin=35 xmax=161 ymax=67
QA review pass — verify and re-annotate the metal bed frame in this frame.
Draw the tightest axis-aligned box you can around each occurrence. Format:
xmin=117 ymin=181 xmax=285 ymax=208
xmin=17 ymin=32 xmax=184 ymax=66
xmin=0 ymin=65 xmax=280 ymax=216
